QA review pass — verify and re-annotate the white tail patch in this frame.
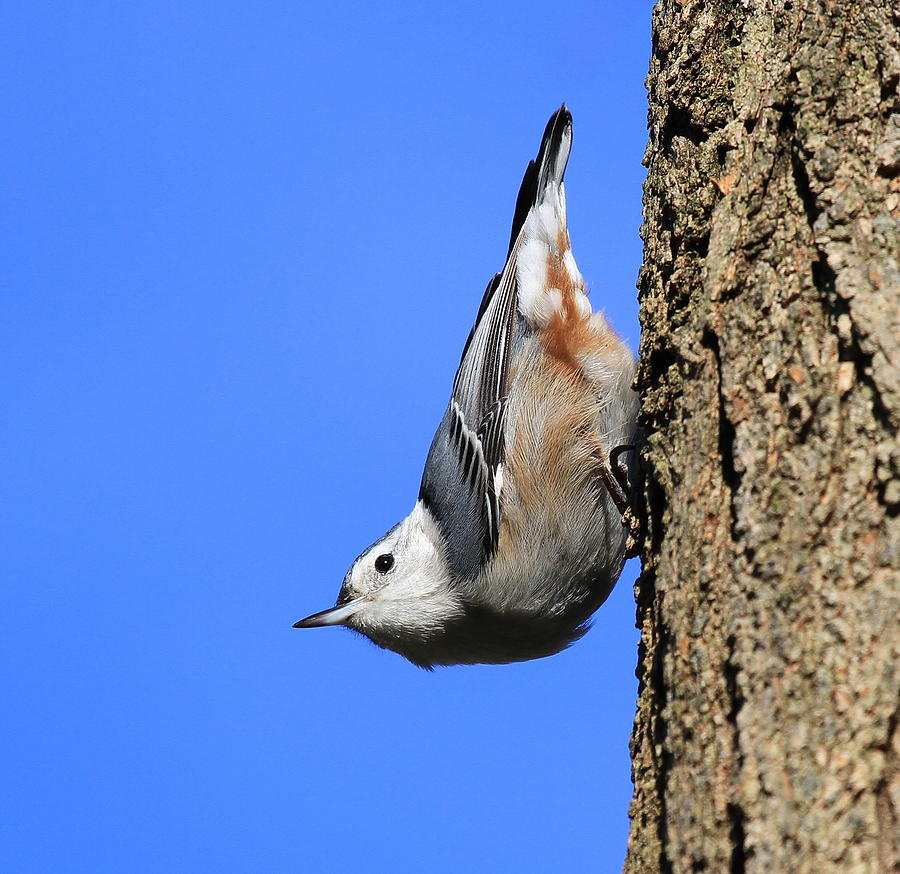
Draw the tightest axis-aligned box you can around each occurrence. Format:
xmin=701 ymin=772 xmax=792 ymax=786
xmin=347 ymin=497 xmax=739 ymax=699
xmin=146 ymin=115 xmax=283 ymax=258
xmin=516 ymin=190 xmax=591 ymax=328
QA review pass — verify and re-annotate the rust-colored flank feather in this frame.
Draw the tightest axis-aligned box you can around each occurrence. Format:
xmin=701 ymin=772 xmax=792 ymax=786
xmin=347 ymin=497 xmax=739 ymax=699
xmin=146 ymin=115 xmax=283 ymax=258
xmin=540 ymin=229 xmax=616 ymax=373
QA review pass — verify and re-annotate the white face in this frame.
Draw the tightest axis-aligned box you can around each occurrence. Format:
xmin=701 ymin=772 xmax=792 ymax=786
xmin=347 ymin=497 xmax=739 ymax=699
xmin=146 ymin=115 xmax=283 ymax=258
xmin=338 ymin=502 xmax=462 ymax=648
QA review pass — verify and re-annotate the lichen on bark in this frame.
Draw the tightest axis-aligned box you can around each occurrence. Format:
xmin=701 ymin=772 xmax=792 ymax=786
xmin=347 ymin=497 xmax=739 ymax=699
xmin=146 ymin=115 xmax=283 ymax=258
xmin=626 ymin=2 xmax=900 ymax=872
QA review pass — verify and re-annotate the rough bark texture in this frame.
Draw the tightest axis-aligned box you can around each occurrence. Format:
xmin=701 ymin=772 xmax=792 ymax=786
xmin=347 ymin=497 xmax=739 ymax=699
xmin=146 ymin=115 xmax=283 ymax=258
xmin=626 ymin=2 xmax=900 ymax=872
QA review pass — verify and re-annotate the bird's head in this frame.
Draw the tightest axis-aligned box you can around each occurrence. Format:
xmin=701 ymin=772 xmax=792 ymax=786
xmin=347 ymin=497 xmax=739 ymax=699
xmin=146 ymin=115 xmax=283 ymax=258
xmin=294 ymin=502 xmax=462 ymax=667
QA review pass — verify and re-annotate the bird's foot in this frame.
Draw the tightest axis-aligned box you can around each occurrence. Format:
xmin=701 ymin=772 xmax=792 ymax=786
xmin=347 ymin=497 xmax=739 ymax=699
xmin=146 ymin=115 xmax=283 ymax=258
xmin=607 ymin=444 xmax=643 ymax=560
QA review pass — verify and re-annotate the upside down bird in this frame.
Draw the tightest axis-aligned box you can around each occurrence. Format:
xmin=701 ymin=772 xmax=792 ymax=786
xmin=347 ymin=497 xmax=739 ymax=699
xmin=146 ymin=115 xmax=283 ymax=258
xmin=295 ymin=107 xmax=639 ymax=667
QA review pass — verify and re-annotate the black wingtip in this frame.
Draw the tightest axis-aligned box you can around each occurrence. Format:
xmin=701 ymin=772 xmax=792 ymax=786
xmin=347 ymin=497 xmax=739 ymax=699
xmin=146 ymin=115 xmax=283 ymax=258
xmin=506 ymin=106 xmax=573 ymax=256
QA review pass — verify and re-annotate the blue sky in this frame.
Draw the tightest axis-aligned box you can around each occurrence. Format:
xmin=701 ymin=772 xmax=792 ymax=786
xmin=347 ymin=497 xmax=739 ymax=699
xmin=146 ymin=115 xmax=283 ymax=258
xmin=2 ymin=3 xmax=653 ymax=871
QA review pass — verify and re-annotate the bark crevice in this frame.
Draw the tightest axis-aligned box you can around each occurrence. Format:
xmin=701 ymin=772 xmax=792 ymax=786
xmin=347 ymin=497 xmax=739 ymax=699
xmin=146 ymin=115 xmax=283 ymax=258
xmin=875 ymin=705 xmax=898 ymax=873
xmin=702 ymin=328 xmax=741 ymax=538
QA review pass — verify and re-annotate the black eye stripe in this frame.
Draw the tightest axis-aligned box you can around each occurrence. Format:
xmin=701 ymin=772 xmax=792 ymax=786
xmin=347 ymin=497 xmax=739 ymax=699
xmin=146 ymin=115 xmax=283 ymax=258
xmin=374 ymin=553 xmax=394 ymax=574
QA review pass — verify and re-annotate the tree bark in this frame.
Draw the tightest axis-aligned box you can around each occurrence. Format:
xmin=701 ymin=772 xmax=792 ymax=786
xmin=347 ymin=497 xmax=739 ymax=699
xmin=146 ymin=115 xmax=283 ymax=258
xmin=625 ymin=2 xmax=900 ymax=872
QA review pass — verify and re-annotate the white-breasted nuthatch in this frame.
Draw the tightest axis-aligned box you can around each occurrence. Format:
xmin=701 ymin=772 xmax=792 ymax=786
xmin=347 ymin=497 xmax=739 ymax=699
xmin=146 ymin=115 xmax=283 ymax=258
xmin=295 ymin=107 xmax=638 ymax=667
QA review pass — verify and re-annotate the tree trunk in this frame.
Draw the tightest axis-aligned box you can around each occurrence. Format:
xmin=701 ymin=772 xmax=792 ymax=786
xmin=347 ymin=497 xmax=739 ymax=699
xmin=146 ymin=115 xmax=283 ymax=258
xmin=625 ymin=2 xmax=900 ymax=872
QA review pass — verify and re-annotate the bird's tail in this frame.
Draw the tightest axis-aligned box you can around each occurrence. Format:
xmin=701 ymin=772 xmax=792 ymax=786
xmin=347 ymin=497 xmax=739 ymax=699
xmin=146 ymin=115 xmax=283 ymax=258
xmin=510 ymin=105 xmax=592 ymax=331
xmin=506 ymin=105 xmax=572 ymax=257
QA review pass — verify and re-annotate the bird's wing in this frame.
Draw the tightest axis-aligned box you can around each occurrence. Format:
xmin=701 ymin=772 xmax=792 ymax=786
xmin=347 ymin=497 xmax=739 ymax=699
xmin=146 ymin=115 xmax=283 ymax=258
xmin=418 ymin=107 xmax=573 ymax=581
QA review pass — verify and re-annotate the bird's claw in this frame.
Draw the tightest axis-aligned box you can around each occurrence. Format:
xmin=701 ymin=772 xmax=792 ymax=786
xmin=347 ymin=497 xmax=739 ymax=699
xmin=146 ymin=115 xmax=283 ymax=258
xmin=606 ymin=443 xmax=643 ymax=559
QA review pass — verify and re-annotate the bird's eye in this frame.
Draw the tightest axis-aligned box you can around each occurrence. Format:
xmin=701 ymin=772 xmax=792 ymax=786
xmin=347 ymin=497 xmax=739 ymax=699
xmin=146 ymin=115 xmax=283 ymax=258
xmin=374 ymin=553 xmax=395 ymax=574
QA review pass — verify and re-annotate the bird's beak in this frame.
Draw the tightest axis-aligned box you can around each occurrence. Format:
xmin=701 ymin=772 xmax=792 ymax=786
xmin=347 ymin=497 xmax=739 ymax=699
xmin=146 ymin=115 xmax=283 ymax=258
xmin=292 ymin=597 xmax=366 ymax=628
